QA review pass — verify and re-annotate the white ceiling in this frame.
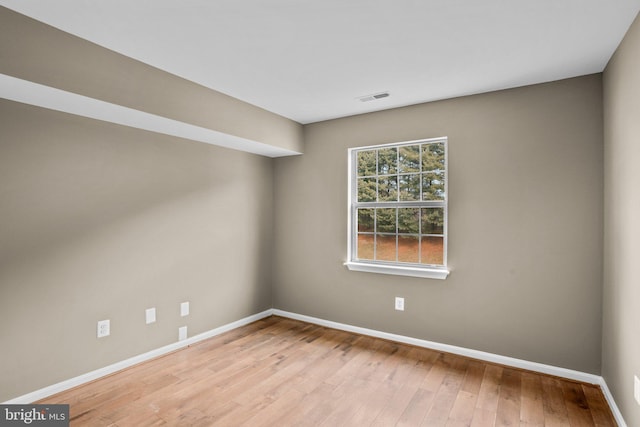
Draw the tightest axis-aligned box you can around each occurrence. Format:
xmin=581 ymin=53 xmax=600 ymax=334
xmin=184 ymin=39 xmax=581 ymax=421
xmin=2 ymin=0 xmax=639 ymax=124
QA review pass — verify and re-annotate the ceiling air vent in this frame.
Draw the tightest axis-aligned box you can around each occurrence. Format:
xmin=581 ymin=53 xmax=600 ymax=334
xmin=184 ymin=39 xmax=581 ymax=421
xmin=358 ymin=91 xmax=390 ymax=102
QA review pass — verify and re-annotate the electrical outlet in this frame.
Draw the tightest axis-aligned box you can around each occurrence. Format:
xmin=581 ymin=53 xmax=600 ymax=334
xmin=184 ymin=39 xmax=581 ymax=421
xmin=180 ymin=301 xmax=189 ymax=317
xmin=178 ymin=326 xmax=188 ymax=341
xmin=97 ymin=319 xmax=110 ymax=338
xmin=145 ymin=307 xmax=156 ymax=324
xmin=395 ymin=297 xmax=405 ymax=311
xmin=634 ymin=375 xmax=640 ymax=405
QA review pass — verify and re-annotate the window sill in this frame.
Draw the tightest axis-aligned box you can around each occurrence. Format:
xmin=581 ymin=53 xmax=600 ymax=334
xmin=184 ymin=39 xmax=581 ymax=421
xmin=344 ymin=261 xmax=449 ymax=280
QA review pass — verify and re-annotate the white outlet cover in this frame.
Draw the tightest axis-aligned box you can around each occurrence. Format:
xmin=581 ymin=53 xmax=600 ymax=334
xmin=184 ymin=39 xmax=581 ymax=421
xmin=634 ymin=375 xmax=640 ymax=405
xmin=178 ymin=326 xmax=188 ymax=341
xmin=97 ymin=319 xmax=110 ymax=338
xmin=395 ymin=297 xmax=405 ymax=311
xmin=145 ymin=307 xmax=156 ymax=324
xmin=180 ymin=302 xmax=189 ymax=317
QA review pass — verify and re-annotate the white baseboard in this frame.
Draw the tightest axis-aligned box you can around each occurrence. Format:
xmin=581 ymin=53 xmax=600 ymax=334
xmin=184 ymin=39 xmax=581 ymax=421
xmin=273 ymin=309 xmax=599 ymax=383
xmin=4 ymin=307 xmax=628 ymax=426
xmin=598 ymin=378 xmax=628 ymax=427
xmin=273 ymin=309 xmax=628 ymax=427
xmin=3 ymin=309 xmax=274 ymax=404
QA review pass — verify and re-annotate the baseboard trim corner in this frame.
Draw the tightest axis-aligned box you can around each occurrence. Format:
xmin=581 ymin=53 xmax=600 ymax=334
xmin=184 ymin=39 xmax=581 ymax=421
xmin=272 ymin=309 xmax=599 ymax=384
xmin=273 ymin=309 xmax=631 ymax=425
xmin=3 ymin=309 xmax=274 ymax=404
xmin=598 ymin=377 xmax=628 ymax=427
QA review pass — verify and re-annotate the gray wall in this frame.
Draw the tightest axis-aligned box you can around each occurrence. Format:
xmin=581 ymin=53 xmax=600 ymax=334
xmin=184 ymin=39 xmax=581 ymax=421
xmin=274 ymin=75 xmax=604 ymax=374
xmin=603 ymin=12 xmax=640 ymax=427
xmin=2 ymin=4 xmax=626 ymax=406
xmin=0 ymin=99 xmax=274 ymax=401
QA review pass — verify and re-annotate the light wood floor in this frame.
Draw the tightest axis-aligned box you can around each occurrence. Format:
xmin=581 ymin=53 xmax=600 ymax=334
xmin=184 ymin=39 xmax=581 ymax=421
xmin=40 ymin=316 xmax=617 ymax=426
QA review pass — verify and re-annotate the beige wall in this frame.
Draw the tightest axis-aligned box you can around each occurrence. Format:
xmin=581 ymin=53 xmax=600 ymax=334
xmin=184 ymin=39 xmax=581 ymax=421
xmin=0 ymin=7 xmax=303 ymax=155
xmin=603 ymin=12 xmax=640 ymax=427
xmin=0 ymin=99 xmax=274 ymax=401
xmin=274 ymin=75 xmax=604 ymax=373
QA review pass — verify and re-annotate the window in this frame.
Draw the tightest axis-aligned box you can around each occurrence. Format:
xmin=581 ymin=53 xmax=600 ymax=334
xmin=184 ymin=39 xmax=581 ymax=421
xmin=345 ymin=137 xmax=449 ymax=279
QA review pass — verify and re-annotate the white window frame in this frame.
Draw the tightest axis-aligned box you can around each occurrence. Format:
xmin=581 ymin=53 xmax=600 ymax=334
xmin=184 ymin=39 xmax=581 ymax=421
xmin=345 ymin=137 xmax=450 ymax=279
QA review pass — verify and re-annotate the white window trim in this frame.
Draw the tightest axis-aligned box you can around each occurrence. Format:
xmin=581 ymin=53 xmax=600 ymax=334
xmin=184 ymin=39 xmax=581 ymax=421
xmin=344 ymin=261 xmax=449 ymax=279
xmin=346 ymin=137 xmax=450 ymax=280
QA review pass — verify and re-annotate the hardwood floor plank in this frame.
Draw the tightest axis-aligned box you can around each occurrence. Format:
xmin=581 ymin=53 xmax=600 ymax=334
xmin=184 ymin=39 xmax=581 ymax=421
xmin=463 ymin=359 xmax=487 ymax=395
xmin=339 ymin=377 xmax=398 ymax=426
xmin=324 ymin=335 xmax=385 ymax=386
xmin=562 ymin=381 xmax=596 ymax=426
xmin=316 ymin=377 xmax=377 ymax=426
xmin=198 ymin=400 xmax=241 ymax=424
xmin=371 ymin=348 xmax=430 ymax=426
xmin=495 ymin=368 xmax=522 ymax=427
xmin=397 ymin=387 xmax=437 ymax=426
xmin=37 ymin=316 xmax=616 ymax=427
xmin=582 ymin=384 xmax=617 ymax=427
xmin=421 ymin=357 xmax=469 ymax=426
xmin=339 ymin=346 xmax=418 ymax=425
xmin=447 ymin=390 xmax=479 ymax=425
xmin=275 ymin=381 xmax=337 ymax=426
xmin=541 ymin=376 xmax=571 ymax=426
xmin=476 ymin=363 xmax=504 ymax=414
xmin=232 ymin=350 xmax=316 ymax=406
xmin=471 ymin=407 xmax=498 ymax=426
xmin=239 ymin=388 xmax=307 ymax=427
xmin=446 ymin=359 xmax=485 ymax=425
xmin=520 ymin=371 xmax=545 ymax=426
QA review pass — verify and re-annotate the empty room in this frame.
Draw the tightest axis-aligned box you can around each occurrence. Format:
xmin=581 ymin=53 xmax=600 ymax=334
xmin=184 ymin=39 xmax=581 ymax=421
xmin=1 ymin=1 xmax=639 ymax=426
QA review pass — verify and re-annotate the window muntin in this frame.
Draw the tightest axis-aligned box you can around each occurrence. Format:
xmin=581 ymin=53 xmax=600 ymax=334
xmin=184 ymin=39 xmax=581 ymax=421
xmin=349 ymin=138 xmax=448 ymax=274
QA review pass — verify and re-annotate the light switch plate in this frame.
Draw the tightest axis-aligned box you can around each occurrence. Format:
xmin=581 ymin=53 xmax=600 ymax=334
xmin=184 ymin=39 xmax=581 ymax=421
xmin=178 ymin=326 xmax=187 ymax=341
xmin=634 ymin=375 xmax=640 ymax=405
xmin=395 ymin=297 xmax=405 ymax=311
xmin=180 ymin=301 xmax=189 ymax=317
xmin=145 ymin=307 xmax=156 ymax=324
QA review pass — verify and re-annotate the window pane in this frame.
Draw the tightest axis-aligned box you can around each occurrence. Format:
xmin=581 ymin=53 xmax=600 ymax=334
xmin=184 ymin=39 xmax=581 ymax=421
xmin=357 ymin=234 xmax=375 ymax=260
xmin=422 ymin=171 xmax=445 ymax=200
xmin=421 ymin=236 xmax=444 ymax=265
xmin=398 ymin=235 xmax=419 ymax=263
xmin=376 ymin=208 xmax=396 ymax=233
xmin=357 ymin=177 xmax=376 ymax=202
xmin=376 ymin=234 xmax=397 ymax=261
xmin=357 ymin=150 xmax=377 ymax=176
xmin=399 ymin=174 xmax=420 ymax=201
xmin=421 ymin=208 xmax=444 ymax=234
xmin=357 ymin=208 xmax=375 ymax=232
xmin=422 ymin=142 xmax=445 ymax=172
xmin=378 ymin=148 xmax=398 ymax=175
xmin=350 ymin=138 xmax=447 ymax=272
xmin=378 ymin=176 xmax=398 ymax=201
xmin=398 ymin=208 xmax=419 ymax=234
xmin=399 ymin=145 xmax=420 ymax=173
